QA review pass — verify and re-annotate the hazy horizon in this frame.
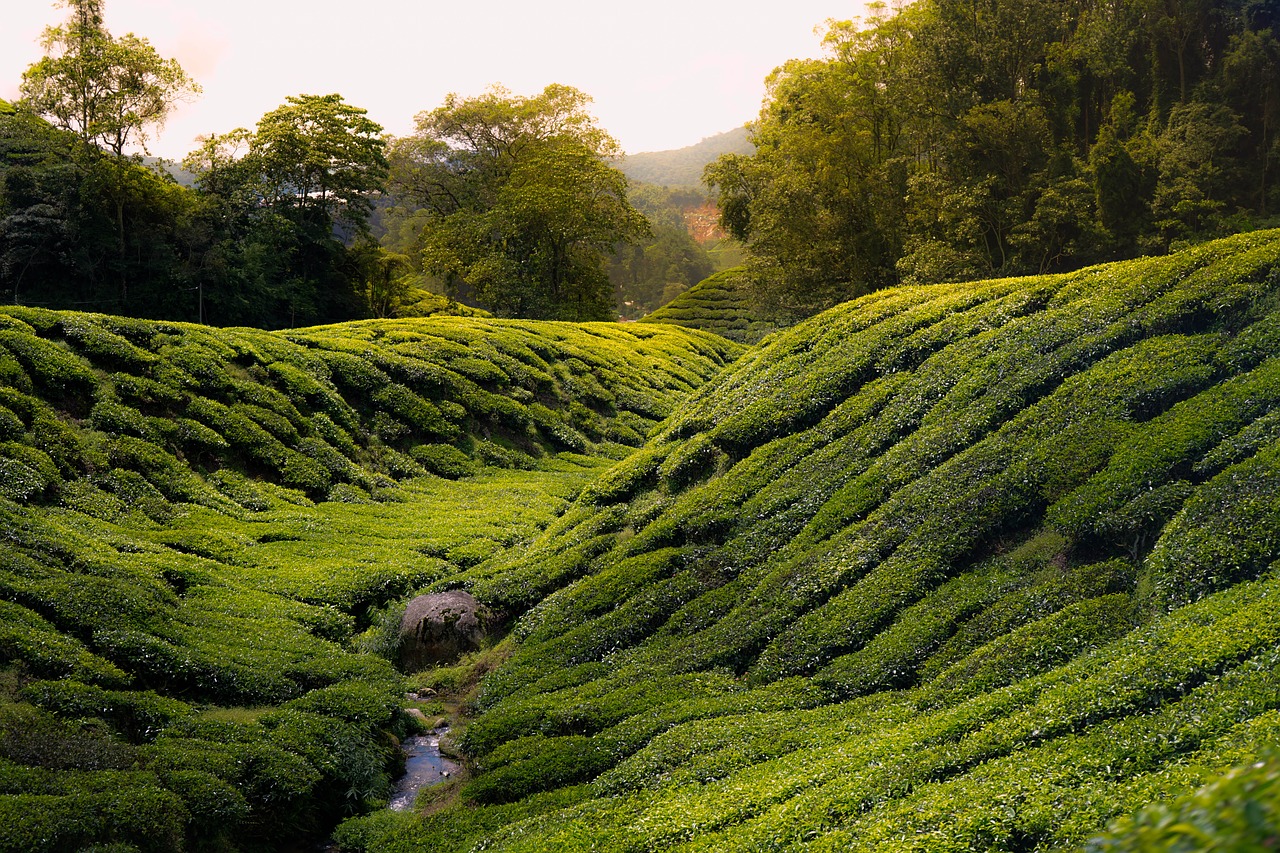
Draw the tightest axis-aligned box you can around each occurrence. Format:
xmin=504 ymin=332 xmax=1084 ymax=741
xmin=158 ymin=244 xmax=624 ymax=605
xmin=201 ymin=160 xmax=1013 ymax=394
xmin=2 ymin=1 xmax=868 ymax=161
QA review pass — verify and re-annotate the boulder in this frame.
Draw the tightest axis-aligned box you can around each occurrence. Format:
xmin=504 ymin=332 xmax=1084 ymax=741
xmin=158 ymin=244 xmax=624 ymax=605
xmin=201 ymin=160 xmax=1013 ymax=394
xmin=399 ymin=590 xmax=486 ymax=670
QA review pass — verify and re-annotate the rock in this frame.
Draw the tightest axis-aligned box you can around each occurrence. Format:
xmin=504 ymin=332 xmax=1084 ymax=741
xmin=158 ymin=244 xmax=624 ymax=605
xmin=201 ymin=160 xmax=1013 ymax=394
xmin=399 ymin=590 xmax=486 ymax=670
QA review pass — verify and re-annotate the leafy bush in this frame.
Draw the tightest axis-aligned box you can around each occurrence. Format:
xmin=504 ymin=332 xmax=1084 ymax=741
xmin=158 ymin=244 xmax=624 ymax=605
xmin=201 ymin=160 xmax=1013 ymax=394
xmin=21 ymin=681 xmax=192 ymax=743
xmin=61 ymin=318 xmax=157 ymax=370
xmin=1086 ymin=751 xmax=1280 ymax=852
xmin=410 ymin=443 xmax=478 ymax=479
xmin=0 ymin=330 xmax=97 ymax=394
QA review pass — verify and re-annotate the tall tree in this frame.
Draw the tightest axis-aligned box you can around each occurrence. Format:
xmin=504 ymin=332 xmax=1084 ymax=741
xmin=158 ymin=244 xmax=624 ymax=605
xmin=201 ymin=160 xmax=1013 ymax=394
xmin=707 ymin=5 xmax=917 ymax=314
xmin=251 ymin=94 xmax=388 ymax=234
xmin=183 ymin=94 xmax=389 ymax=327
xmin=19 ymin=0 xmax=199 ymax=157
xmin=385 ymin=85 xmax=648 ymax=320
xmin=18 ymin=0 xmax=199 ymax=306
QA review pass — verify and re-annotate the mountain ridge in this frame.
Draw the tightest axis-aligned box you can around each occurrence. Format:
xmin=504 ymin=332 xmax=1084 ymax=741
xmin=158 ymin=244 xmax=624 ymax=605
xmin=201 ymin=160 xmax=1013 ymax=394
xmin=617 ymin=126 xmax=753 ymax=188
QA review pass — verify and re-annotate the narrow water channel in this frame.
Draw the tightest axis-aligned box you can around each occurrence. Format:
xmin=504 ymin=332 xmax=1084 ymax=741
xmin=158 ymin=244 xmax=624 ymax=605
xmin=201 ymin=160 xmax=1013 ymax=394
xmin=389 ymin=726 xmax=460 ymax=811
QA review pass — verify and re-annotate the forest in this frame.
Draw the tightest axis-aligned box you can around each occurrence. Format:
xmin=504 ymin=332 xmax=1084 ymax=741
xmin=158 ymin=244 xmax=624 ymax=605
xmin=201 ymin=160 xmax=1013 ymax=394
xmin=0 ymin=2 xmax=718 ymax=329
xmin=709 ymin=0 xmax=1280 ymax=314
xmin=9 ymin=0 xmax=1280 ymax=327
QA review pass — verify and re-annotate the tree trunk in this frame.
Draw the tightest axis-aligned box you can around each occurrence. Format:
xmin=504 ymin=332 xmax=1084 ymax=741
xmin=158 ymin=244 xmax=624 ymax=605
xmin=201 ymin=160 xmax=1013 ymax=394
xmin=116 ymin=196 xmax=127 ymax=304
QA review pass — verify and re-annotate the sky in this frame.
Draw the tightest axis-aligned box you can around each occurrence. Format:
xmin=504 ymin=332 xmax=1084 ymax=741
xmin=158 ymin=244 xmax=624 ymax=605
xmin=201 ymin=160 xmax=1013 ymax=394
xmin=2 ymin=0 xmax=870 ymax=162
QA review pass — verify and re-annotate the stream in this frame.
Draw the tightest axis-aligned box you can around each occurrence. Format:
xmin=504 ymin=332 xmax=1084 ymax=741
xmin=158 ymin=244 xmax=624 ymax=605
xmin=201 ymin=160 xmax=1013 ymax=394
xmin=389 ymin=725 xmax=460 ymax=811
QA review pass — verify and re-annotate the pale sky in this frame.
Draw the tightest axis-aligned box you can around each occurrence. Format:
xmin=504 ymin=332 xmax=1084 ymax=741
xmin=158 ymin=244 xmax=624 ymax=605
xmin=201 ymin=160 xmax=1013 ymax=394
xmin=2 ymin=0 xmax=868 ymax=162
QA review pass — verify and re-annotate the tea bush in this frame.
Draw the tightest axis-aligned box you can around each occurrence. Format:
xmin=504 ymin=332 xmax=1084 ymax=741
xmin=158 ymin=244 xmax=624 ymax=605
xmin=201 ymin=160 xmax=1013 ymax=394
xmin=640 ymin=267 xmax=788 ymax=344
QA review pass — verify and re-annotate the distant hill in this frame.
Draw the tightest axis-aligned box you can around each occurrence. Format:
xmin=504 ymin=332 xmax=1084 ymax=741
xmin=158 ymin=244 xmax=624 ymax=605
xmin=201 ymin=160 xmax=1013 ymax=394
xmin=143 ymin=155 xmax=197 ymax=187
xmin=617 ymin=126 xmax=753 ymax=188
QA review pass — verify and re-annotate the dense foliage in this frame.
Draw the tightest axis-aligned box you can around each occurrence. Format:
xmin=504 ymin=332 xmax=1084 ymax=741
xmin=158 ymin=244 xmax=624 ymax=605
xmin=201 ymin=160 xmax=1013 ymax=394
xmin=3 ymin=5 xmax=669 ymax=326
xmin=381 ymin=85 xmax=648 ymax=321
xmin=0 ymin=90 xmax=397 ymax=329
xmin=336 ymin=230 xmax=1280 ymax=851
xmin=609 ymin=185 xmax=717 ymax=319
xmin=709 ymin=0 xmax=1280 ymax=316
xmin=2 ymin=1 xmax=393 ymax=329
xmin=0 ymin=307 xmax=740 ymax=851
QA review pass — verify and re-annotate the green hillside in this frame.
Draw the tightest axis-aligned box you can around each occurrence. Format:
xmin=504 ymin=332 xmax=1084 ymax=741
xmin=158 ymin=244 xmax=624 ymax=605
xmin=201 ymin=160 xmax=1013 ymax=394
xmin=0 ymin=310 xmax=740 ymax=851
xmin=640 ymin=266 xmax=788 ymax=344
xmin=338 ymin=230 xmax=1280 ymax=851
xmin=617 ymin=128 xmax=754 ymax=188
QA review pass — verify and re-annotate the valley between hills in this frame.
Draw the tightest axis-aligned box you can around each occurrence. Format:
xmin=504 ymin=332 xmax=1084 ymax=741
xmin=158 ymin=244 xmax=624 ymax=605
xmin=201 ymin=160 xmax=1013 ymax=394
xmin=3 ymin=230 xmax=1280 ymax=850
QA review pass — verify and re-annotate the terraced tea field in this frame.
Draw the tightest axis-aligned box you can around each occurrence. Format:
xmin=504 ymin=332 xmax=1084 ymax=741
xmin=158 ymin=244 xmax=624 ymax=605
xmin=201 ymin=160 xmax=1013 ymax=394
xmin=640 ymin=267 xmax=786 ymax=344
xmin=0 ymin=311 xmax=739 ymax=851
xmin=5 ymin=231 xmax=1280 ymax=852
xmin=342 ymin=231 xmax=1280 ymax=852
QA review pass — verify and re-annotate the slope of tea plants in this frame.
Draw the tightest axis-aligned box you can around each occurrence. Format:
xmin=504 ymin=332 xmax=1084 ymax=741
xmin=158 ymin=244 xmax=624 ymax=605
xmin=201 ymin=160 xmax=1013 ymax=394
xmin=340 ymin=230 xmax=1280 ymax=852
xmin=0 ymin=310 xmax=741 ymax=852
xmin=640 ymin=267 xmax=787 ymax=344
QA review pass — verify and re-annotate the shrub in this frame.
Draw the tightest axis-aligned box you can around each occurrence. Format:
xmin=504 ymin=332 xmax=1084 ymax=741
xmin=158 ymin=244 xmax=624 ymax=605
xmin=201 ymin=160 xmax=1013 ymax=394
xmin=476 ymin=440 xmax=537 ymax=470
xmin=284 ymin=683 xmax=400 ymax=729
xmin=21 ymin=681 xmax=192 ymax=743
xmin=0 ymin=404 xmax=23 ymax=442
xmin=281 ymin=450 xmax=333 ymax=494
xmin=155 ymin=769 xmax=250 ymax=838
xmin=328 ymin=483 xmax=374 ymax=504
xmin=1086 ymin=751 xmax=1280 ymax=852
xmin=0 ymin=330 xmax=97 ymax=394
xmin=410 ymin=443 xmax=478 ymax=479
xmin=62 ymin=320 xmax=157 ymax=370
xmin=0 ymin=457 xmax=47 ymax=502
xmin=0 ymin=785 xmax=186 ymax=853
xmin=89 ymin=400 xmax=154 ymax=440
xmin=0 ymin=602 xmax=129 ymax=685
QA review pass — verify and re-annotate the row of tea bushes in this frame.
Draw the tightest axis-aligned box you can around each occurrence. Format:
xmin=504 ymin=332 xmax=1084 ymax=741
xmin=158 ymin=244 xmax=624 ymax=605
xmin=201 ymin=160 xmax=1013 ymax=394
xmin=639 ymin=267 xmax=788 ymax=344
xmin=0 ymin=310 xmax=740 ymax=508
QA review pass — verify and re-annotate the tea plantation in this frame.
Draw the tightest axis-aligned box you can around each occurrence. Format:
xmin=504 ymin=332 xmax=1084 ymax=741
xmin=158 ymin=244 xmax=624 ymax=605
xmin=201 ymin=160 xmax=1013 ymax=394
xmin=639 ymin=267 xmax=787 ymax=344
xmin=336 ymin=231 xmax=1280 ymax=851
xmin=0 ymin=310 xmax=740 ymax=851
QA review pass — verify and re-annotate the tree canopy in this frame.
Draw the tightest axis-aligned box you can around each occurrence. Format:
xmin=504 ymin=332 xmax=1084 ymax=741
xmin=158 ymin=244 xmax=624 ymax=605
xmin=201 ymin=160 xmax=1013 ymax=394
xmin=709 ymin=0 xmax=1280 ymax=317
xmin=188 ymin=93 xmax=389 ymax=235
xmin=384 ymin=85 xmax=648 ymax=320
xmin=181 ymin=94 xmax=390 ymax=326
xmin=6 ymin=0 xmax=1278 ymax=328
xmin=20 ymin=0 xmax=199 ymax=157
